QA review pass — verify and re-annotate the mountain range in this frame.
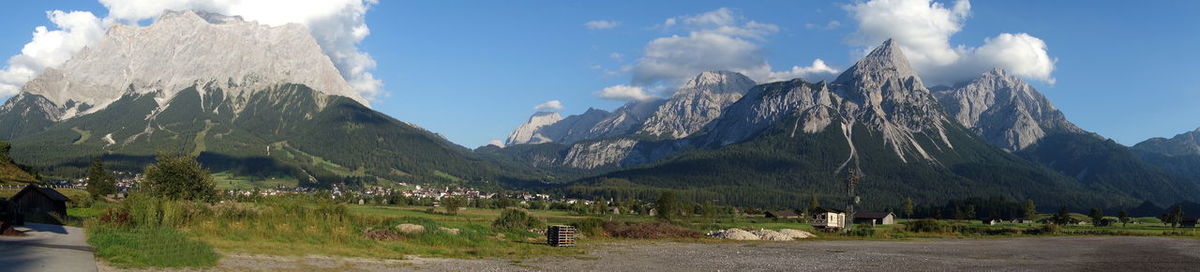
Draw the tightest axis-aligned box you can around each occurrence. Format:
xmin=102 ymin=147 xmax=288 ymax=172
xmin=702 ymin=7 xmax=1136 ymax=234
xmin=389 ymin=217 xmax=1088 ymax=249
xmin=0 ymin=11 xmax=1196 ymax=211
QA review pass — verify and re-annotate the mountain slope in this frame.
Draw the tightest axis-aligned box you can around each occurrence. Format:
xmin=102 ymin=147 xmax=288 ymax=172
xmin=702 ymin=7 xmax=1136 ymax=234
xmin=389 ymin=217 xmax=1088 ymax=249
xmin=567 ymin=39 xmax=1135 ymax=208
xmin=0 ymin=10 xmax=540 ymax=187
xmin=0 ymin=141 xmax=38 ymax=183
xmin=1133 ymin=128 xmax=1200 ymax=185
xmin=933 ymin=69 xmax=1200 ymax=205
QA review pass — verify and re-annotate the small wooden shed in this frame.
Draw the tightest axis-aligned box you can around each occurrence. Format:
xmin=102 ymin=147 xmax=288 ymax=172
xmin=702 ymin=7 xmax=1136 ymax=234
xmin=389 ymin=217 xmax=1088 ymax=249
xmin=765 ymin=210 xmax=801 ymax=219
xmin=11 ymin=184 xmax=70 ymax=223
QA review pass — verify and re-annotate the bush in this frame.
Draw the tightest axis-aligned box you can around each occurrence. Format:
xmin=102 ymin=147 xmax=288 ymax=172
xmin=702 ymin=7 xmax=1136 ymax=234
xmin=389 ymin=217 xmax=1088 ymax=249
xmin=571 ymin=218 xmax=607 ymax=237
xmin=849 ymin=227 xmax=876 ymax=236
xmin=492 ymin=209 xmax=544 ymax=231
xmin=142 ymin=154 xmax=216 ymax=202
xmin=1025 ymin=223 xmax=1060 ymax=235
xmin=905 ymin=219 xmax=952 ymax=233
xmin=601 ymin=222 xmax=701 ymax=239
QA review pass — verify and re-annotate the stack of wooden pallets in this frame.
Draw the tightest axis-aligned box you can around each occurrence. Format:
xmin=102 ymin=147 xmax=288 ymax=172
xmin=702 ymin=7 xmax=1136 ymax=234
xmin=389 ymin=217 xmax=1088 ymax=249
xmin=546 ymin=225 xmax=576 ymax=247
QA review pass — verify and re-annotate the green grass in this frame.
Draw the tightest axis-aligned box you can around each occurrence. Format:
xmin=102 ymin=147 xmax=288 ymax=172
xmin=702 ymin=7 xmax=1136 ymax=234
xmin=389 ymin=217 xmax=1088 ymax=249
xmin=88 ymin=226 xmax=220 ymax=268
xmin=211 ymin=171 xmax=299 ymax=190
xmin=70 ymin=127 xmax=91 ymax=145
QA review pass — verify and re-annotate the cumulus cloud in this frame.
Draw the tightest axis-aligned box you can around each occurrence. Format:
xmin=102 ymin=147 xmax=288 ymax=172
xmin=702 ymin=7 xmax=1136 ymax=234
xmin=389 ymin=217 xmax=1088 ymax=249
xmin=97 ymin=0 xmax=384 ymax=100
xmin=584 ymin=20 xmax=619 ymax=30
xmin=630 ymin=8 xmax=835 ymax=87
xmin=765 ymin=59 xmax=840 ymax=82
xmin=0 ymin=11 xmax=106 ymax=97
xmin=596 ymin=85 xmax=652 ymax=101
xmin=533 ymin=100 xmax=564 ymax=111
xmin=845 ymin=0 xmax=1056 ymax=85
xmin=487 ymin=139 xmax=505 ymax=148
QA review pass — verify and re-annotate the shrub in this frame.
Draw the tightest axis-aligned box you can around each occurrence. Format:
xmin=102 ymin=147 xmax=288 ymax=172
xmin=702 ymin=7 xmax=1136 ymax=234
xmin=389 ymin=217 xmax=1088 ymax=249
xmin=492 ymin=209 xmax=544 ymax=231
xmin=1025 ymin=223 xmax=1060 ymax=235
xmin=142 ymin=154 xmax=216 ymax=202
xmin=905 ymin=219 xmax=952 ymax=233
xmin=849 ymin=227 xmax=876 ymax=236
xmin=571 ymin=218 xmax=608 ymax=237
xmin=601 ymin=222 xmax=701 ymax=239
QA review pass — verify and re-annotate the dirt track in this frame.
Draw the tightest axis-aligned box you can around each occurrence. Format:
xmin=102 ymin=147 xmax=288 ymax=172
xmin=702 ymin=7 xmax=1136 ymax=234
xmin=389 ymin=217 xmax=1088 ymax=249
xmin=107 ymin=236 xmax=1200 ymax=271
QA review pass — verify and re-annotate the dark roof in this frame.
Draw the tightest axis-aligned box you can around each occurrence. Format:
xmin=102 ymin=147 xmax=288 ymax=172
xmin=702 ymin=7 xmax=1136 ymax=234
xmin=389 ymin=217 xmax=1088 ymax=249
xmin=854 ymin=212 xmax=894 ymax=219
xmin=765 ymin=210 xmax=799 ymax=217
xmin=12 ymin=184 xmax=70 ymax=202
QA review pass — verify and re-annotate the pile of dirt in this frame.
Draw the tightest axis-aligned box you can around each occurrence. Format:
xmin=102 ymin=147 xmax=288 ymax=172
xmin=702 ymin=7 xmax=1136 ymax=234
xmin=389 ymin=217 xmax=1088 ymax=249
xmin=363 ymin=227 xmax=403 ymax=241
xmin=603 ymin=222 xmax=702 ymax=239
xmin=778 ymin=229 xmax=816 ymax=239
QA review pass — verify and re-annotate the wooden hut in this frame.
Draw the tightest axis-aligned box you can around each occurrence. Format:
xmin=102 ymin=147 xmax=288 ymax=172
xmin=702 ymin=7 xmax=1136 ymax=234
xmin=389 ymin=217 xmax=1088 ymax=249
xmin=11 ymin=184 xmax=70 ymax=223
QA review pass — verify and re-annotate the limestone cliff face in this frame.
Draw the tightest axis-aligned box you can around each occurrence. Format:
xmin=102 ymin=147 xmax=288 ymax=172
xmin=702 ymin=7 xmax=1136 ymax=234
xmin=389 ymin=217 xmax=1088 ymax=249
xmin=932 ymin=68 xmax=1083 ymax=151
xmin=707 ymin=39 xmax=956 ymax=163
xmin=638 ymin=71 xmax=756 ymax=139
xmin=505 ymin=111 xmax=563 ymax=146
xmin=0 ymin=10 xmax=364 ymax=139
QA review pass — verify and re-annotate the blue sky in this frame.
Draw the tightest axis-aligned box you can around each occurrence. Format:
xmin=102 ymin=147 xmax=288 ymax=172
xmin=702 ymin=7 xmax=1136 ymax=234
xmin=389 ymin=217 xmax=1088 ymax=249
xmin=0 ymin=1 xmax=1198 ymax=147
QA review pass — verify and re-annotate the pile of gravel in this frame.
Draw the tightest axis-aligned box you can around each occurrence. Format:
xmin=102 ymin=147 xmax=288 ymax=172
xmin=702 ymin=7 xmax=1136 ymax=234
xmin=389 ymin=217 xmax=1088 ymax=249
xmin=778 ymin=229 xmax=816 ymax=239
xmin=708 ymin=228 xmax=760 ymax=240
xmin=708 ymin=228 xmax=816 ymax=241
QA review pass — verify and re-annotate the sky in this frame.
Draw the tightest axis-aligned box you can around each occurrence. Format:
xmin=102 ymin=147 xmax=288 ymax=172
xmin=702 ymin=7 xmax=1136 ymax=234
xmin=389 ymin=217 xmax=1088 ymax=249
xmin=0 ymin=0 xmax=1197 ymax=148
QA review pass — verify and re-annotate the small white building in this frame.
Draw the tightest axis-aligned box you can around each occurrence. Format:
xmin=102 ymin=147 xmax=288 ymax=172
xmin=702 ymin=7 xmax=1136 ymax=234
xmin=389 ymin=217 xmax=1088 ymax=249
xmin=811 ymin=207 xmax=847 ymax=229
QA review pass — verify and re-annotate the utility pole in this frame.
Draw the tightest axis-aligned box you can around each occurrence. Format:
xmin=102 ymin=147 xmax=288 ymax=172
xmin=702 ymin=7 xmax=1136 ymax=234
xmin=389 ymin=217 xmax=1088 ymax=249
xmin=844 ymin=169 xmax=862 ymax=233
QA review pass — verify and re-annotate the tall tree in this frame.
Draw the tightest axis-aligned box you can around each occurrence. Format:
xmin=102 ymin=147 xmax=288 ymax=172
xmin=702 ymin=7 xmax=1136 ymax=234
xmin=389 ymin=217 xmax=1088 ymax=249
xmin=809 ymin=194 xmax=820 ymax=214
xmin=1171 ymin=205 xmax=1184 ymax=228
xmin=86 ymin=157 xmax=117 ymax=198
xmin=1118 ymin=210 xmax=1130 ymax=227
xmin=902 ymin=198 xmax=914 ymax=219
xmin=442 ymin=196 xmax=465 ymax=215
xmin=142 ymin=154 xmax=216 ymax=202
xmin=1055 ymin=206 xmax=1072 ymax=225
xmin=655 ymin=191 xmax=681 ymax=221
xmin=1023 ymin=199 xmax=1037 ymax=220
xmin=965 ymin=204 xmax=977 ymax=220
xmin=1089 ymin=208 xmax=1104 ymax=226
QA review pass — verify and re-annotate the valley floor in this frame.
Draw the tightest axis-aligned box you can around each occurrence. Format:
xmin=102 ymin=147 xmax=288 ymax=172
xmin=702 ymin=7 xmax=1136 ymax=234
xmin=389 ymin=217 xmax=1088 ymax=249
xmin=99 ymin=236 xmax=1200 ymax=271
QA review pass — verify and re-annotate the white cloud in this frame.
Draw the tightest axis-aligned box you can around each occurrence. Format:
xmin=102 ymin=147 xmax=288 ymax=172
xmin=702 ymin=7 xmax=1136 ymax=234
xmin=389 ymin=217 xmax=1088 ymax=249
xmin=630 ymin=8 xmax=833 ymax=86
xmin=93 ymin=0 xmax=384 ymax=101
xmin=608 ymin=52 xmax=623 ymax=61
xmin=0 ymin=11 xmax=106 ymax=97
xmin=765 ymin=59 xmax=840 ymax=82
xmin=596 ymin=85 xmax=652 ymax=101
xmin=584 ymin=20 xmax=619 ymax=30
xmin=805 ymin=20 xmax=841 ymax=30
xmin=845 ymin=0 xmax=1056 ymax=85
xmin=533 ymin=100 xmax=564 ymax=111
xmin=487 ymin=139 xmax=505 ymax=148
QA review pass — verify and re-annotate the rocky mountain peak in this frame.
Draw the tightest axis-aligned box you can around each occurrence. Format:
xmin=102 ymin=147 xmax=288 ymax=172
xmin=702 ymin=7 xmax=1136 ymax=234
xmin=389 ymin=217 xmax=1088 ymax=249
xmin=933 ymin=68 xmax=1083 ymax=151
xmin=1133 ymin=128 xmax=1200 ymax=157
xmin=17 ymin=9 xmax=361 ymax=122
xmin=505 ymin=111 xmax=564 ymax=146
xmin=836 ymin=38 xmax=920 ymax=85
xmin=679 ymin=71 xmax=757 ymax=94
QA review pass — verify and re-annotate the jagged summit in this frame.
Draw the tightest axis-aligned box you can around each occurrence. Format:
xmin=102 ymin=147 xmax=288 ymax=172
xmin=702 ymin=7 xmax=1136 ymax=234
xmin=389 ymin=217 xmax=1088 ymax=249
xmin=16 ymin=9 xmax=362 ymax=122
xmin=933 ymin=67 xmax=1082 ymax=151
xmin=679 ymin=71 xmax=756 ymax=94
xmin=836 ymin=38 xmax=920 ymax=85
xmin=506 ymin=111 xmax=564 ymax=146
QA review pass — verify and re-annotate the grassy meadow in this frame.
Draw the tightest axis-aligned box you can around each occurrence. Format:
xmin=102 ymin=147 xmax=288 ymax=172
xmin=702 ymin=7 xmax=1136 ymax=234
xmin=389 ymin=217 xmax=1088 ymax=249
xmin=62 ymin=195 xmax=1200 ymax=269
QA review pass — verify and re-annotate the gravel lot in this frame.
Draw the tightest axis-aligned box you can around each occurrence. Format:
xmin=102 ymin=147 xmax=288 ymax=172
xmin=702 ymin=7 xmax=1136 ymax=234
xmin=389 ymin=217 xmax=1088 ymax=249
xmin=103 ymin=236 xmax=1200 ymax=271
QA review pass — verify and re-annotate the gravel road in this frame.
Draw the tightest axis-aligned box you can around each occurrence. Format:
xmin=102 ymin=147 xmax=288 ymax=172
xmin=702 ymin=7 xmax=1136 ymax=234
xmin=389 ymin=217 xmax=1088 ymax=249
xmin=0 ymin=223 xmax=98 ymax=272
xmin=101 ymin=236 xmax=1200 ymax=271
xmin=406 ymin=236 xmax=1200 ymax=271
